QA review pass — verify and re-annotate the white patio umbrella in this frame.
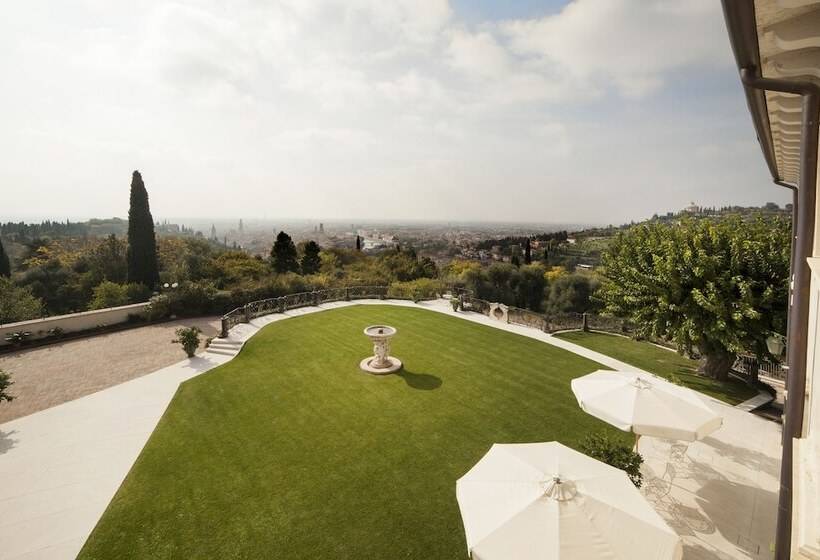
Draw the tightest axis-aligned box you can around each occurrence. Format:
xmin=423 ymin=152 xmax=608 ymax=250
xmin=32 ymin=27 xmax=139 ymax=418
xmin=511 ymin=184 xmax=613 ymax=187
xmin=456 ymin=442 xmax=682 ymax=560
xmin=571 ymin=370 xmax=723 ymax=448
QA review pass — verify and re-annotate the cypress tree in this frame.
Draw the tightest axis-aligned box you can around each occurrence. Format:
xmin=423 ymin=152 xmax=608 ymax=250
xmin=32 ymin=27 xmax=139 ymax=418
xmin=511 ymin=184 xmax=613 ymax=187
xmin=301 ymin=241 xmax=322 ymax=275
xmin=126 ymin=170 xmax=160 ymax=288
xmin=356 ymin=235 xmax=362 ymax=251
xmin=271 ymin=231 xmax=299 ymax=273
xmin=0 ymin=237 xmax=10 ymax=277
xmin=524 ymin=238 xmax=532 ymax=265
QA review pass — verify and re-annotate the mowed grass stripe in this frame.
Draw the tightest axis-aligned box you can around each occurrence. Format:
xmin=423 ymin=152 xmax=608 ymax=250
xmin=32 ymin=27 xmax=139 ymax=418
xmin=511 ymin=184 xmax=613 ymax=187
xmin=555 ymin=331 xmax=759 ymax=405
xmin=79 ymin=306 xmax=620 ymax=560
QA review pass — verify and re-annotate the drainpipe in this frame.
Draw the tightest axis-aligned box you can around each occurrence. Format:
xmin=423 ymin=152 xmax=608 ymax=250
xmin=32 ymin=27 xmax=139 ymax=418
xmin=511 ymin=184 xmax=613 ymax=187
xmin=775 ymin=179 xmax=798 ymax=342
xmin=739 ymin=66 xmax=820 ymax=560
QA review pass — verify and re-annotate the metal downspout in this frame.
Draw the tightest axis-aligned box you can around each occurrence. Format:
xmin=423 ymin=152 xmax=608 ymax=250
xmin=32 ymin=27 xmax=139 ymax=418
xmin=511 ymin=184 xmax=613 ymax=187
xmin=775 ymin=179 xmax=798 ymax=341
xmin=740 ymin=66 xmax=820 ymax=560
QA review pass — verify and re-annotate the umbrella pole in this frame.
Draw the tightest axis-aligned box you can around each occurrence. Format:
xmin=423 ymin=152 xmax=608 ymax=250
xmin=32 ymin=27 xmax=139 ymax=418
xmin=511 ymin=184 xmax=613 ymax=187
xmin=633 ymin=433 xmax=641 ymax=452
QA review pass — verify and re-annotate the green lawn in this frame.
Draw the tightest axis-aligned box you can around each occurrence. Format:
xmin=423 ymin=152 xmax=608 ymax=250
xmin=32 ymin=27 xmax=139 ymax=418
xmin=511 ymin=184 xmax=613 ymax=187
xmin=79 ymin=306 xmax=619 ymax=560
xmin=555 ymin=331 xmax=758 ymax=405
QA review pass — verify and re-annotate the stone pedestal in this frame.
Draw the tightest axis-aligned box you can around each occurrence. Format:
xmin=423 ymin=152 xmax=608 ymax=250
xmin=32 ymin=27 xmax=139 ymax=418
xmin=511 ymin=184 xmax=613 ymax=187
xmin=360 ymin=325 xmax=403 ymax=374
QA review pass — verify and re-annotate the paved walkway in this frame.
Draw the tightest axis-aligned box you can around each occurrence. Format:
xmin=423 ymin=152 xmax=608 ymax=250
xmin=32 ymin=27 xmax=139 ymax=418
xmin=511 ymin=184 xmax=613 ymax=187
xmin=0 ymin=300 xmax=780 ymax=560
xmin=0 ymin=317 xmax=221 ymax=423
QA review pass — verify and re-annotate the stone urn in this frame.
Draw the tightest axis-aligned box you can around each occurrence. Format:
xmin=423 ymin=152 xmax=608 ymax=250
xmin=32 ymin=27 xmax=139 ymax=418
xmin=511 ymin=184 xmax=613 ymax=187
xmin=360 ymin=325 xmax=403 ymax=374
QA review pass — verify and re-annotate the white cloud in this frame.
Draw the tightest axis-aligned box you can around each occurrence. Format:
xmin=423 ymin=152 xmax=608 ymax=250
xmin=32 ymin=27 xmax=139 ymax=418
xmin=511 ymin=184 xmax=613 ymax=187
xmin=500 ymin=0 xmax=733 ymax=98
xmin=0 ymin=0 xmax=777 ymax=224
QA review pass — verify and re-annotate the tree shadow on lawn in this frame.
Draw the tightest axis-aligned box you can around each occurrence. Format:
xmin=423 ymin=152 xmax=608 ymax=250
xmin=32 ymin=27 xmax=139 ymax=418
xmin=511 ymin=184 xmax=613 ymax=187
xmin=397 ymin=369 xmax=442 ymax=391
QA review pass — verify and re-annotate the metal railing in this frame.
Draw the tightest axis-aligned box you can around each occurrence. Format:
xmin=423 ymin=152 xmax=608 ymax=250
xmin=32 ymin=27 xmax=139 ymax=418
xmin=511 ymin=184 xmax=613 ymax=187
xmin=733 ymin=354 xmax=788 ymax=382
xmin=220 ymin=286 xmax=389 ymax=337
xmin=460 ymin=294 xmax=633 ymax=335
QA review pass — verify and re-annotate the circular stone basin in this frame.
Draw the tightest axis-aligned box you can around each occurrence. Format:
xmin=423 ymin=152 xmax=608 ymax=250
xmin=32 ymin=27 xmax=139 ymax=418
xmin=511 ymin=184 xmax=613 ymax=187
xmin=363 ymin=325 xmax=397 ymax=338
xmin=360 ymin=324 xmax=402 ymax=374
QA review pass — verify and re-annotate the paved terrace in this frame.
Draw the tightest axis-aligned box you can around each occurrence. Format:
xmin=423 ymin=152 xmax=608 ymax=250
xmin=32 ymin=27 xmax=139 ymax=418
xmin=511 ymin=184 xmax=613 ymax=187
xmin=0 ymin=317 xmax=221 ymax=424
xmin=0 ymin=300 xmax=780 ymax=560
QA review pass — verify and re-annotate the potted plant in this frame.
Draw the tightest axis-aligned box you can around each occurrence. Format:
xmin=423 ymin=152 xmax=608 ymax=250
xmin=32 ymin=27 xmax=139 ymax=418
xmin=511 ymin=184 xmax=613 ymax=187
xmin=172 ymin=326 xmax=203 ymax=358
xmin=450 ymin=297 xmax=460 ymax=312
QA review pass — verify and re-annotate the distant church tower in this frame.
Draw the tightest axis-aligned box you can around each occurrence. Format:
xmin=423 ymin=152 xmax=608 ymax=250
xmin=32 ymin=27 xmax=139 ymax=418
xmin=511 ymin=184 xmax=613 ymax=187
xmin=239 ymin=219 xmax=244 ymax=234
xmin=319 ymin=223 xmax=324 ymax=234
xmin=210 ymin=224 xmax=217 ymax=240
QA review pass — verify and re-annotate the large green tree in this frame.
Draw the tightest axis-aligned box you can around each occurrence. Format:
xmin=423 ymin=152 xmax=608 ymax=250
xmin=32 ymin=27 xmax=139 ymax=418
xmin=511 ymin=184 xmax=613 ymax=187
xmin=301 ymin=241 xmax=322 ymax=275
xmin=0 ymin=237 xmax=10 ymax=277
xmin=597 ymin=217 xmax=790 ymax=380
xmin=271 ymin=231 xmax=299 ymax=273
xmin=126 ymin=171 xmax=159 ymax=288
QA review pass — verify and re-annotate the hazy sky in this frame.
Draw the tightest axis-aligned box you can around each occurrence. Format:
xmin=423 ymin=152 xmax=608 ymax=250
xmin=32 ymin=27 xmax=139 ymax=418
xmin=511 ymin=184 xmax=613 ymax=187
xmin=0 ymin=0 xmax=789 ymax=224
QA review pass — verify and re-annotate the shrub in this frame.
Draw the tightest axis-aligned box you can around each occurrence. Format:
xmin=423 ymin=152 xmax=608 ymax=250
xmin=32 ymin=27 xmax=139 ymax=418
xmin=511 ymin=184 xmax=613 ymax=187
xmin=387 ymin=278 xmax=442 ymax=300
xmin=0 ymin=370 xmax=13 ymax=403
xmin=4 ymin=331 xmax=32 ymax=347
xmin=172 ymin=326 xmax=202 ymax=358
xmin=0 ymin=277 xmax=44 ymax=323
xmin=125 ymin=282 xmax=153 ymax=303
xmin=579 ymin=432 xmax=644 ymax=487
xmin=89 ymin=281 xmax=130 ymax=310
xmin=166 ymin=281 xmax=218 ymax=316
xmin=144 ymin=294 xmax=171 ymax=321
xmin=47 ymin=327 xmax=65 ymax=339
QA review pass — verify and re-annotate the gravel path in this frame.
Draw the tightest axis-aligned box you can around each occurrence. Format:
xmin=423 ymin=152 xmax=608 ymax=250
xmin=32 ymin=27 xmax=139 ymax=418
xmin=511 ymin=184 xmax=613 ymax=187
xmin=0 ymin=317 xmax=221 ymax=423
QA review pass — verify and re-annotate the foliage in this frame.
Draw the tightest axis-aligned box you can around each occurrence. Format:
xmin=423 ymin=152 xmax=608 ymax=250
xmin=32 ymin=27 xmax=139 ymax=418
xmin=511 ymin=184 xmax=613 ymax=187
xmin=597 ymin=217 xmax=790 ymax=380
xmin=90 ymin=234 xmax=127 ymax=283
xmin=125 ymin=282 xmax=153 ymax=303
xmin=301 ymin=241 xmax=322 ymax=275
xmin=0 ymin=237 xmax=10 ymax=277
xmin=166 ymin=281 xmax=219 ymax=316
xmin=0 ymin=277 xmax=44 ymax=323
xmin=387 ymin=278 xmax=442 ymax=300
xmin=544 ymin=273 xmax=600 ymax=314
xmin=271 ymin=231 xmax=299 ymax=273
xmin=544 ymin=266 xmax=567 ymax=282
xmin=144 ymin=294 xmax=172 ymax=321
xmin=579 ymin=432 xmax=643 ymax=488
xmin=89 ymin=281 xmax=130 ymax=310
xmin=158 ymin=237 xmax=218 ymax=284
xmin=172 ymin=326 xmax=202 ymax=358
xmin=450 ymin=297 xmax=460 ymax=311
xmin=4 ymin=331 xmax=32 ymax=346
xmin=0 ymin=370 xmax=13 ymax=403
xmin=17 ymin=257 xmax=89 ymax=315
xmin=126 ymin=171 xmax=160 ymax=289
xmin=212 ymin=251 xmax=267 ymax=287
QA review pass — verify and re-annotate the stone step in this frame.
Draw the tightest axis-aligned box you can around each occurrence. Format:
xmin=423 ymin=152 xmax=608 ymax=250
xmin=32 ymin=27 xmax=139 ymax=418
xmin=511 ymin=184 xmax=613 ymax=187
xmin=206 ymin=348 xmax=239 ymax=357
xmin=209 ymin=340 xmax=242 ymax=349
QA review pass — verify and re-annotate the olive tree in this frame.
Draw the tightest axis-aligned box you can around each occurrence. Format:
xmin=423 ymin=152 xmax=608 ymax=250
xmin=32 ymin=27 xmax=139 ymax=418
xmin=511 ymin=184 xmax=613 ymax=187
xmin=597 ymin=217 xmax=789 ymax=380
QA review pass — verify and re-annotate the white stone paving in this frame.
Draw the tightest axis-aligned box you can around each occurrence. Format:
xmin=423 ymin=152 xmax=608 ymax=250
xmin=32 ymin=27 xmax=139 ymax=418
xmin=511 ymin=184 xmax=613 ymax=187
xmin=0 ymin=299 xmax=781 ymax=560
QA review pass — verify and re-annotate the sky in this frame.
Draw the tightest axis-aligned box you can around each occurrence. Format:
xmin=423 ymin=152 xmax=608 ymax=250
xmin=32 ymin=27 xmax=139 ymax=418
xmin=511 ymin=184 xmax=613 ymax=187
xmin=0 ymin=0 xmax=790 ymax=225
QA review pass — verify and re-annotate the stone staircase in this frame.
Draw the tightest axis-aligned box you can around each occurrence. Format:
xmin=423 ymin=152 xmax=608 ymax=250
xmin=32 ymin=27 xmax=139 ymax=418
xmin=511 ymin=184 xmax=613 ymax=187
xmin=205 ymin=338 xmax=244 ymax=357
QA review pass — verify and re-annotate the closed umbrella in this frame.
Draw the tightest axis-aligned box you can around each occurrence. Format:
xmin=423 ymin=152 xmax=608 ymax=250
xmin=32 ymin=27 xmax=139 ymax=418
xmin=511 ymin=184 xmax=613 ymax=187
xmin=456 ymin=442 xmax=682 ymax=560
xmin=571 ymin=370 xmax=722 ymax=448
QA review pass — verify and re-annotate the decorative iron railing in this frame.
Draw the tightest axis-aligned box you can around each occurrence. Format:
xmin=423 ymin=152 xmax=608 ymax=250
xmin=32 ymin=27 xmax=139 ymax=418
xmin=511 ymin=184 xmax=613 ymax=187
xmin=221 ymin=286 xmax=632 ymax=338
xmin=460 ymin=294 xmax=632 ymax=335
xmin=220 ymin=286 xmax=389 ymax=337
xmin=733 ymin=354 xmax=788 ymax=382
